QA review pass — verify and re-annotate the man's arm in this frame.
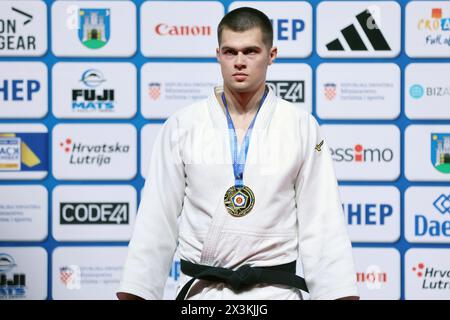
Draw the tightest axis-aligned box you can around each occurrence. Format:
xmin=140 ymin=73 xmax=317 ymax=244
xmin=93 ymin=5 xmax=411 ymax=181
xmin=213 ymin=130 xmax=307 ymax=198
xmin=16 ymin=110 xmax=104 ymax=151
xmin=117 ymin=117 xmax=186 ymax=300
xmin=295 ymin=114 xmax=359 ymax=300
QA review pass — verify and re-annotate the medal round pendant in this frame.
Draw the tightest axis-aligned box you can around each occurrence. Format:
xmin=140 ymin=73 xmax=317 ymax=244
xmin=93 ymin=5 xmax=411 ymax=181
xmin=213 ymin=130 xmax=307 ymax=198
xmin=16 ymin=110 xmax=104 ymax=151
xmin=224 ymin=185 xmax=255 ymax=217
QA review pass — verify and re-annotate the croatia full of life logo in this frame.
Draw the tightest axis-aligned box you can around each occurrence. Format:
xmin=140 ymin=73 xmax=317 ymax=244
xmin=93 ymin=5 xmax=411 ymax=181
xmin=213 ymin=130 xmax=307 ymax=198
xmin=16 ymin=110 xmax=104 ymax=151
xmin=417 ymin=7 xmax=450 ymax=47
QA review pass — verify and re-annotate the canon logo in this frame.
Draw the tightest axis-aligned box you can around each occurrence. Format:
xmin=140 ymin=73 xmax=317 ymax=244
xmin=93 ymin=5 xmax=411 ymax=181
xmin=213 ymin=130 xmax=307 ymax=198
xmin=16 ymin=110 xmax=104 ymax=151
xmin=356 ymin=265 xmax=388 ymax=290
xmin=155 ymin=23 xmax=212 ymax=36
xmin=356 ymin=272 xmax=387 ymax=283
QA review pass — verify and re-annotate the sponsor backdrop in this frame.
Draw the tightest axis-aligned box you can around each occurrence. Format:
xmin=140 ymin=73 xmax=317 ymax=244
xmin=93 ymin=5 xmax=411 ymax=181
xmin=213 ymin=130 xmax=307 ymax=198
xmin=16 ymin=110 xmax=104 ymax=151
xmin=0 ymin=0 xmax=449 ymax=300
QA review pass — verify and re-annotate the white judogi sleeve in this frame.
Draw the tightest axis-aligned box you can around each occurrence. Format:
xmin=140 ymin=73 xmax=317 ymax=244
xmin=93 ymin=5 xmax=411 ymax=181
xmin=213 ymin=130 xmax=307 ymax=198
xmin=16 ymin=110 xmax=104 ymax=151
xmin=118 ymin=117 xmax=185 ymax=299
xmin=295 ymin=114 xmax=359 ymax=300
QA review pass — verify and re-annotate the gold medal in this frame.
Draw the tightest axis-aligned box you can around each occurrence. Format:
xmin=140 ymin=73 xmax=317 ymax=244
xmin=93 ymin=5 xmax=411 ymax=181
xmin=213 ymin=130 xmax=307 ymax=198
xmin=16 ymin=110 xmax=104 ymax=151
xmin=224 ymin=185 xmax=255 ymax=217
xmin=221 ymin=89 xmax=266 ymax=219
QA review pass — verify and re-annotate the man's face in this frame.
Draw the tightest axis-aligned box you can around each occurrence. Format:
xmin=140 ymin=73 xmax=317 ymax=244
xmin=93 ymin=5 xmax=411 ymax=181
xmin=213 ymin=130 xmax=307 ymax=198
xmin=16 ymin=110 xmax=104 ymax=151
xmin=216 ymin=27 xmax=277 ymax=94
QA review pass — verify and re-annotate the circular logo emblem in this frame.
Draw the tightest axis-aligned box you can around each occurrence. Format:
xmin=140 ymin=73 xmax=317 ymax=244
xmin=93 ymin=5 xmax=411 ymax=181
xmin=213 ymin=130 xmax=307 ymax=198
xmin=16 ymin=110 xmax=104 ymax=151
xmin=224 ymin=185 xmax=255 ymax=217
xmin=410 ymin=84 xmax=424 ymax=99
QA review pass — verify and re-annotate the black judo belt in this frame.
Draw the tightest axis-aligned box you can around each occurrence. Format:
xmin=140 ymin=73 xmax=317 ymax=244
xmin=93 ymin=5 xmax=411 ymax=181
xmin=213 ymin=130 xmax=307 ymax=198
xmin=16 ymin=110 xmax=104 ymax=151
xmin=176 ymin=259 xmax=309 ymax=300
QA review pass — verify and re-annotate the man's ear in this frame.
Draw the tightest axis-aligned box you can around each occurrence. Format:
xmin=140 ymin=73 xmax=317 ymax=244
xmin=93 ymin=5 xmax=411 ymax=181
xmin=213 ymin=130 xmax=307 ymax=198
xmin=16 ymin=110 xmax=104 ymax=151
xmin=216 ymin=47 xmax=220 ymax=62
xmin=269 ymin=47 xmax=278 ymax=65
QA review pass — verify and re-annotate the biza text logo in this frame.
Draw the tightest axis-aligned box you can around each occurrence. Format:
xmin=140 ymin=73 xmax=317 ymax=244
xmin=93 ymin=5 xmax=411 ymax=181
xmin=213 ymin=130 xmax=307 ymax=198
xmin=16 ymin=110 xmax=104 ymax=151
xmin=78 ymin=8 xmax=110 ymax=49
xmin=412 ymin=262 xmax=450 ymax=290
xmin=59 ymin=137 xmax=130 ymax=167
xmin=410 ymin=84 xmax=450 ymax=99
xmin=72 ymin=69 xmax=115 ymax=112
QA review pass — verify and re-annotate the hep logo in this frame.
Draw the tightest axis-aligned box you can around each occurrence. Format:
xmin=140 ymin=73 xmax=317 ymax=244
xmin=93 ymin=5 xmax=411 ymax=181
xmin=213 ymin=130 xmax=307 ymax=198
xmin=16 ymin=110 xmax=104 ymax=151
xmin=60 ymin=138 xmax=72 ymax=153
xmin=412 ymin=263 xmax=426 ymax=277
xmin=433 ymin=194 xmax=450 ymax=214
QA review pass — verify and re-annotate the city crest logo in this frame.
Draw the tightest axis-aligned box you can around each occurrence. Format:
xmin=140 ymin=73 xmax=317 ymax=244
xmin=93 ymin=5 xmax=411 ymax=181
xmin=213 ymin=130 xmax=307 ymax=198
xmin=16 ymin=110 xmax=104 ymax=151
xmin=431 ymin=133 xmax=450 ymax=174
xmin=78 ymin=8 xmax=110 ymax=49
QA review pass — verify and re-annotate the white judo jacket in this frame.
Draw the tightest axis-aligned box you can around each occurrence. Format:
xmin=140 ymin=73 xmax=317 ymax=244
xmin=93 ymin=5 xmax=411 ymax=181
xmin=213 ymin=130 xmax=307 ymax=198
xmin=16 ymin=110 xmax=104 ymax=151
xmin=119 ymin=86 xmax=359 ymax=300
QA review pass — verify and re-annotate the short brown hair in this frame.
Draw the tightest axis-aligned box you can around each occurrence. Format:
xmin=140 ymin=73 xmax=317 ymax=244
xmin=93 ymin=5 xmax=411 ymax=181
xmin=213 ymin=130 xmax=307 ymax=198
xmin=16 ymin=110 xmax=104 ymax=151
xmin=217 ymin=7 xmax=273 ymax=49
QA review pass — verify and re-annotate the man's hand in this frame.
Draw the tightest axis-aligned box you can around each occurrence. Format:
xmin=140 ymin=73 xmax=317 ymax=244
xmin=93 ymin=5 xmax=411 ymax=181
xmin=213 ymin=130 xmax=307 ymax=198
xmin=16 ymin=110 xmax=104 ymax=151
xmin=116 ymin=292 xmax=145 ymax=300
xmin=336 ymin=296 xmax=360 ymax=300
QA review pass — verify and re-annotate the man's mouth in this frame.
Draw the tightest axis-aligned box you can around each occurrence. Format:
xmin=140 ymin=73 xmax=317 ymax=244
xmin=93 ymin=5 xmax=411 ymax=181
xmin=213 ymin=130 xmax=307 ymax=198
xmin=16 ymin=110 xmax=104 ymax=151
xmin=232 ymin=73 xmax=248 ymax=81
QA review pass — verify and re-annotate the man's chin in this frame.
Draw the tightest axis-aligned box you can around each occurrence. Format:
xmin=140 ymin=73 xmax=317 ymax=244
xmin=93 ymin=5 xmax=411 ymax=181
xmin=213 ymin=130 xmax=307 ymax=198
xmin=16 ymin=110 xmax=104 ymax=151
xmin=227 ymin=83 xmax=255 ymax=93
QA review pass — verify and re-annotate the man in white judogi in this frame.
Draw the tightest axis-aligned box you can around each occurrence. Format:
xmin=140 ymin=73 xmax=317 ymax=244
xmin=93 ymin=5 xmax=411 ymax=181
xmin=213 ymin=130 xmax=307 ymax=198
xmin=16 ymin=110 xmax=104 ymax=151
xmin=118 ymin=7 xmax=359 ymax=300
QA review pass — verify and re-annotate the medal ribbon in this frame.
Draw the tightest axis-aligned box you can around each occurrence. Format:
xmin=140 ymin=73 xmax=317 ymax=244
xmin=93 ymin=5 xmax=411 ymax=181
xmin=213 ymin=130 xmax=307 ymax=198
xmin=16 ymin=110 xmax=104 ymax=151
xmin=222 ymin=89 xmax=268 ymax=187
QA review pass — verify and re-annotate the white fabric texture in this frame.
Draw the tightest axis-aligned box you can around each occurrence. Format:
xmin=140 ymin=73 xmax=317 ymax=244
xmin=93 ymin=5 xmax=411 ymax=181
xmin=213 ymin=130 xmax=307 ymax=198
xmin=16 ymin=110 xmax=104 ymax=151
xmin=119 ymin=87 xmax=358 ymax=300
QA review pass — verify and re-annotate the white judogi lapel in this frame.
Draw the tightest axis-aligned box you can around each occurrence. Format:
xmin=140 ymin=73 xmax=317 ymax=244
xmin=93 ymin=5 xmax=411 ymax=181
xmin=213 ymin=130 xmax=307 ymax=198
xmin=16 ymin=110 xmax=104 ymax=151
xmin=199 ymin=86 xmax=278 ymax=266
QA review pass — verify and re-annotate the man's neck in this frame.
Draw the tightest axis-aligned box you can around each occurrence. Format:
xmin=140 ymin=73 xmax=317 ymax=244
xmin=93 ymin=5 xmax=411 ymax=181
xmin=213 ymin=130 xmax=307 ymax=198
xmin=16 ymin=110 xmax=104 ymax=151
xmin=223 ymin=84 xmax=266 ymax=115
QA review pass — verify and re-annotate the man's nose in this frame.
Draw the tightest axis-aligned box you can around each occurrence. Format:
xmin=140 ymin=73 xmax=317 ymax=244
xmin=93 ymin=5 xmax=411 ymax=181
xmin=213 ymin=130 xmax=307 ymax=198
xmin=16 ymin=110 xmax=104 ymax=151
xmin=234 ymin=52 xmax=246 ymax=69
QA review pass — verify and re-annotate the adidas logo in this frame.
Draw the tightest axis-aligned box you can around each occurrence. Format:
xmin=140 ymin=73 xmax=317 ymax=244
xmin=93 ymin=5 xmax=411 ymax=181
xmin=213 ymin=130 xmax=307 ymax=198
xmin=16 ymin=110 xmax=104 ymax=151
xmin=326 ymin=9 xmax=391 ymax=51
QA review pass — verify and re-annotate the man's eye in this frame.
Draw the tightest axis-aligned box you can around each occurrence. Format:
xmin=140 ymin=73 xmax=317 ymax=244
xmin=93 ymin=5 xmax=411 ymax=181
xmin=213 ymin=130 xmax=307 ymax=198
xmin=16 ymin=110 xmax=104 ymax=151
xmin=244 ymin=49 xmax=256 ymax=55
xmin=223 ymin=50 xmax=235 ymax=55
